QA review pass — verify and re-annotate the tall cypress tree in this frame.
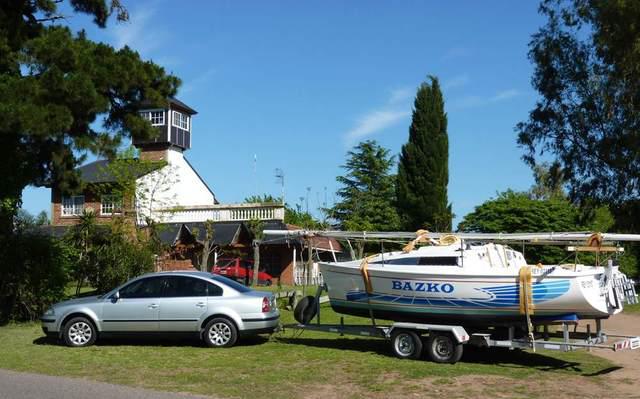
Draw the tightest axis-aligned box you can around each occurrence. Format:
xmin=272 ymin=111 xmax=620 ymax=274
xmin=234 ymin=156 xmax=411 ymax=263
xmin=396 ymin=76 xmax=452 ymax=231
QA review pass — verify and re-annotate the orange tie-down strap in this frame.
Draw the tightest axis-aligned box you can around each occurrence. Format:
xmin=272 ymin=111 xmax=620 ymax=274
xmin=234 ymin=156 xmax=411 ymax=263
xmin=360 ymin=254 xmax=379 ymax=294
xmin=519 ymin=266 xmax=535 ymax=315
xmin=402 ymin=229 xmax=431 ymax=253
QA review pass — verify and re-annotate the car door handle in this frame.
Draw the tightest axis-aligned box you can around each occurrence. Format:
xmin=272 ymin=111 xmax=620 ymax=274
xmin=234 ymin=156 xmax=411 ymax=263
xmin=196 ymin=302 xmax=206 ymax=308
xmin=148 ymin=303 xmax=159 ymax=309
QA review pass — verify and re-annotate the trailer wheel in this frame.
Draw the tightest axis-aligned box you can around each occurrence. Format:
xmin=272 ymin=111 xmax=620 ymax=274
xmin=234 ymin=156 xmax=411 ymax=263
xmin=425 ymin=333 xmax=463 ymax=364
xmin=390 ymin=330 xmax=423 ymax=360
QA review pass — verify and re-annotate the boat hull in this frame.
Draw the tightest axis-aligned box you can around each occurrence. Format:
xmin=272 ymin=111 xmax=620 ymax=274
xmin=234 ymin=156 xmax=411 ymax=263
xmin=319 ymin=262 xmax=619 ymax=326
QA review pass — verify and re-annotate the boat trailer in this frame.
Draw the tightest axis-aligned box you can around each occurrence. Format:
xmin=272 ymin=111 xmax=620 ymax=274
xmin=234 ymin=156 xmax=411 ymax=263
xmin=284 ymin=284 xmax=640 ymax=364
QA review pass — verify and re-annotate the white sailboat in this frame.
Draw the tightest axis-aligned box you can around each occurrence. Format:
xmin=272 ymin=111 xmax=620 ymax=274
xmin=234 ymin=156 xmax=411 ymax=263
xmin=266 ymin=230 xmax=639 ymax=326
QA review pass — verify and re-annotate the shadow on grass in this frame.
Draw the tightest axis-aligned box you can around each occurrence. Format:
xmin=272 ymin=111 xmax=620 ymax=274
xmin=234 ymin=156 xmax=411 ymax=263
xmin=276 ymin=336 xmax=617 ymax=376
xmin=33 ymin=334 xmax=270 ymax=348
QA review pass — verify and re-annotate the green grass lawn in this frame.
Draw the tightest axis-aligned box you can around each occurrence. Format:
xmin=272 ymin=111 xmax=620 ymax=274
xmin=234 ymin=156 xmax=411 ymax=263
xmin=0 ymin=304 xmax=617 ymax=399
xmin=624 ymin=302 xmax=640 ymax=314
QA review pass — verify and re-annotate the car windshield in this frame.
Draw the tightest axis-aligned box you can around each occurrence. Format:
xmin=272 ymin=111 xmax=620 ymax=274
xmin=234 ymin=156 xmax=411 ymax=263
xmin=210 ymin=274 xmax=252 ymax=293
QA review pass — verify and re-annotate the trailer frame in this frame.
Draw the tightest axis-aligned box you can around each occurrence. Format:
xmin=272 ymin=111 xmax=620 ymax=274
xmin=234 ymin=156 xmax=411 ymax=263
xmin=283 ymin=284 xmax=640 ymax=363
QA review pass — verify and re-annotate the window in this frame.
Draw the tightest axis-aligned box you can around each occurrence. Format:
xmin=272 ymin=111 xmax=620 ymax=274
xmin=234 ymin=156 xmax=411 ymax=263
xmin=162 ymin=276 xmax=207 ymax=297
xmin=208 ymin=282 xmax=223 ymax=297
xmin=119 ymin=277 xmax=164 ymax=299
xmin=139 ymin=110 xmax=165 ymax=126
xmin=61 ymin=195 xmax=84 ymax=216
xmin=418 ymin=257 xmax=459 ymax=266
xmin=172 ymin=110 xmax=189 ymax=130
xmin=372 ymin=256 xmax=459 ymax=266
xmin=211 ymin=275 xmax=252 ymax=293
xmin=100 ymin=194 xmax=122 ymax=215
xmin=372 ymin=257 xmax=418 ymax=266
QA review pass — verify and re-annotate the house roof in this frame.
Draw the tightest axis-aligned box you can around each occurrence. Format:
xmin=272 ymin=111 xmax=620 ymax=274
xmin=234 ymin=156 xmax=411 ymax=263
xmin=183 ymin=157 xmax=218 ymax=204
xmin=77 ymin=159 xmax=164 ymax=184
xmin=261 ymin=222 xmax=342 ymax=252
xmin=168 ymin=98 xmax=197 ymax=115
xmin=157 ymin=222 xmax=251 ymax=247
xmin=138 ymin=97 xmax=197 ymax=115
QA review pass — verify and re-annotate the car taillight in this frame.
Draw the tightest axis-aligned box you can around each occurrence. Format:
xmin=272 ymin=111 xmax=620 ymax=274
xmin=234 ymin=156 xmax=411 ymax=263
xmin=262 ymin=297 xmax=270 ymax=313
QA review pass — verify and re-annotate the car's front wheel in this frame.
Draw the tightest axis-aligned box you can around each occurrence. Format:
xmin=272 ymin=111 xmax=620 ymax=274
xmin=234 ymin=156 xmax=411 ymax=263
xmin=203 ymin=318 xmax=238 ymax=348
xmin=63 ymin=317 xmax=97 ymax=348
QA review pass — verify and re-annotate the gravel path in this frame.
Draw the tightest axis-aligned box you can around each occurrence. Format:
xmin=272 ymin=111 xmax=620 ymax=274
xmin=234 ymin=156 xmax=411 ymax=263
xmin=0 ymin=369 xmax=212 ymax=399
xmin=585 ymin=312 xmax=640 ymax=380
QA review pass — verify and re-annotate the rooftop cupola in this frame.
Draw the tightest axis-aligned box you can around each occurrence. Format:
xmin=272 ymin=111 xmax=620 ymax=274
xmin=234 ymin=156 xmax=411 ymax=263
xmin=134 ymin=98 xmax=198 ymax=159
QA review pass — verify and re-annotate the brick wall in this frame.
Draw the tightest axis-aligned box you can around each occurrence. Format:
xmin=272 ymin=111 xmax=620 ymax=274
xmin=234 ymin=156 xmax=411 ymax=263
xmin=139 ymin=148 xmax=168 ymax=162
xmin=155 ymin=258 xmax=197 ymax=272
xmin=51 ymin=188 xmax=135 ymax=226
xmin=51 ymin=187 xmax=126 ymax=226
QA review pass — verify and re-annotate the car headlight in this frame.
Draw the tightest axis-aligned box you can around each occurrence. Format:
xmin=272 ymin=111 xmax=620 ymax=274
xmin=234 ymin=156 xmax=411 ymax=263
xmin=44 ymin=308 xmax=55 ymax=316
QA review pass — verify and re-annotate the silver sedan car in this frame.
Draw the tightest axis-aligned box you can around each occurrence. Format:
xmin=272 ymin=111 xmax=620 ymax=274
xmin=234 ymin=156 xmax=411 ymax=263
xmin=40 ymin=271 xmax=279 ymax=348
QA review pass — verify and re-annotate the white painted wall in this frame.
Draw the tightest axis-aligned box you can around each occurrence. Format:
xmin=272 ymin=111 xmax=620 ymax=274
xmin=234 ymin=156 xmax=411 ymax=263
xmin=136 ymin=148 xmax=215 ymax=223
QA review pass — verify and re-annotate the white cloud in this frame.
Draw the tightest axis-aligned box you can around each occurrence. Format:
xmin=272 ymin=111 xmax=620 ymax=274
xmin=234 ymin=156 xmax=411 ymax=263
xmin=491 ymin=89 xmax=520 ymax=102
xmin=343 ymin=88 xmax=415 ymax=144
xmin=443 ymin=74 xmax=470 ymax=90
xmin=345 ymin=110 xmax=410 ymax=144
xmin=111 ymin=6 xmax=167 ymax=57
xmin=388 ymin=87 xmax=413 ymax=104
xmin=450 ymin=89 xmax=522 ymax=110
xmin=181 ymin=67 xmax=217 ymax=95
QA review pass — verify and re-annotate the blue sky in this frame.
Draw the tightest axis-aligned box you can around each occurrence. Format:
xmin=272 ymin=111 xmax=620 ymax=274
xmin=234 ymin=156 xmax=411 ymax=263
xmin=22 ymin=0 xmax=546 ymax=228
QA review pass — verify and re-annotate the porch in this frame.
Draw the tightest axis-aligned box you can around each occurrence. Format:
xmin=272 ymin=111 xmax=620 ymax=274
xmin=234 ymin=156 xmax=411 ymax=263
xmin=140 ymin=202 xmax=285 ymax=225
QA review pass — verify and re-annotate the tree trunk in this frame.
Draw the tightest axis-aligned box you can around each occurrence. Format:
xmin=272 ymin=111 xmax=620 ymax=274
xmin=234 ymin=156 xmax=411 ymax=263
xmin=252 ymin=240 xmax=260 ymax=287
xmin=306 ymin=243 xmax=313 ymax=286
xmin=200 ymin=246 xmax=209 ymax=272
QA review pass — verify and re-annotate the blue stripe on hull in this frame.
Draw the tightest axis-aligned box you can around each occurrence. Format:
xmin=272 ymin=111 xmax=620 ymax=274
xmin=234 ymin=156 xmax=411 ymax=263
xmin=344 ymin=279 xmax=571 ymax=309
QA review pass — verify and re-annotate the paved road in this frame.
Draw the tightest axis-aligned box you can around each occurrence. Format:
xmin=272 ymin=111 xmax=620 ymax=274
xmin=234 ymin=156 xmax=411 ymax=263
xmin=0 ymin=369 xmax=211 ymax=399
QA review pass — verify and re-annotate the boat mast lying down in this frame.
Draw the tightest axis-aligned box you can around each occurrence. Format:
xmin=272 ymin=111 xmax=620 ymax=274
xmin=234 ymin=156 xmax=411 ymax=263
xmin=263 ymin=230 xmax=640 ymax=245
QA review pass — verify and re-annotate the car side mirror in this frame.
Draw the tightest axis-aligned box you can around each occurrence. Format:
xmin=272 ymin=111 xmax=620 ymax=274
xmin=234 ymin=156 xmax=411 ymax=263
xmin=111 ymin=291 xmax=120 ymax=302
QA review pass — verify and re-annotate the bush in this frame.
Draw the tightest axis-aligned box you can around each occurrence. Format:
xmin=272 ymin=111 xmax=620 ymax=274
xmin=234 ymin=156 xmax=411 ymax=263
xmin=0 ymin=231 xmax=73 ymax=322
xmin=67 ymin=216 xmax=155 ymax=294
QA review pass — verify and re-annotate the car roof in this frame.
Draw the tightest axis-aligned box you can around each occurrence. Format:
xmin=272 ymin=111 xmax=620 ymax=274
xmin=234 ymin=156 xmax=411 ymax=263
xmin=140 ymin=271 xmax=215 ymax=279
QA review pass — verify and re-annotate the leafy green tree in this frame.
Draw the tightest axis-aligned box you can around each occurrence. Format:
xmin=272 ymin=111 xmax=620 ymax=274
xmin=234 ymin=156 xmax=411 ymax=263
xmin=0 ymin=211 xmax=73 ymax=322
xmin=458 ymin=190 xmax=631 ymax=270
xmin=528 ymin=162 xmax=566 ymax=200
xmin=397 ymin=76 xmax=452 ymax=232
xmin=517 ymin=0 xmax=640 ymax=205
xmin=191 ymin=220 xmax=218 ymax=272
xmin=65 ymin=211 xmax=103 ymax=294
xmin=0 ymin=0 xmax=179 ymax=242
xmin=88 ymin=218 xmax=155 ymax=293
xmin=331 ymin=140 xmax=400 ymax=231
xmin=459 ymin=191 xmax=579 ymax=264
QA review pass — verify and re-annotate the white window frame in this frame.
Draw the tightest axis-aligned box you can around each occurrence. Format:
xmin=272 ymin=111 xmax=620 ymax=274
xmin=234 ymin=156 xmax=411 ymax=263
xmin=172 ymin=110 xmax=190 ymax=130
xmin=61 ymin=195 xmax=85 ymax=216
xmin=100 ymin=194 xmax=122 ymax=216
xmin=139 ymin=109 xmax=165 ymax=126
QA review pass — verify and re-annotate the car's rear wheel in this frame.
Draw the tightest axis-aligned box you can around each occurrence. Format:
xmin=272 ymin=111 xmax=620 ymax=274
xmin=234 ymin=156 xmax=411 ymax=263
xmin=203 ymin=318 xmax=238 ymax=348
xmin=63 ymin=316 xmax=97 ymax=348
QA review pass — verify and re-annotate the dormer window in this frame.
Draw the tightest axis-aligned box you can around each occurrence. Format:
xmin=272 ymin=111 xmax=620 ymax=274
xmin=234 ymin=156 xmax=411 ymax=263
xmin=140 ymin=110 xmax=165 ymax=126
xmin=172 ymin=111 xmax=190 ymax=131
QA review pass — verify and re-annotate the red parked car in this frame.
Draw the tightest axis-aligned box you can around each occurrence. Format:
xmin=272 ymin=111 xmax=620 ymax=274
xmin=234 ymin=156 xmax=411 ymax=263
xmin=212 ymin=258 xmax=274 ymax=286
